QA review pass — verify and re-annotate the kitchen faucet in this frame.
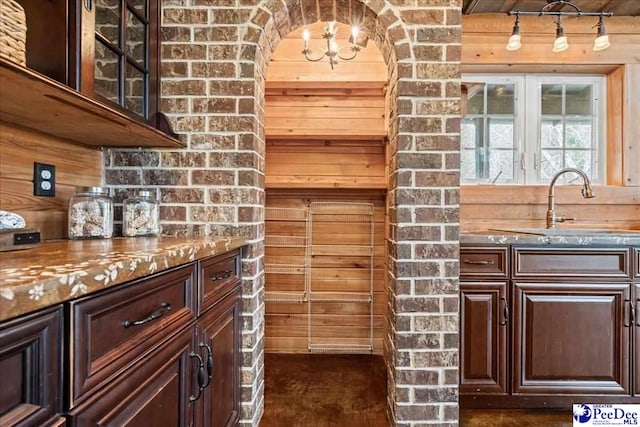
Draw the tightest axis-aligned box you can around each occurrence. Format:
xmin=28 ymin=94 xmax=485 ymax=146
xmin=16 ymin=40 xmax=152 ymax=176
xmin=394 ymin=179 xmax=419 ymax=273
xmin=546 ymin=167 xmax=595 ymax=229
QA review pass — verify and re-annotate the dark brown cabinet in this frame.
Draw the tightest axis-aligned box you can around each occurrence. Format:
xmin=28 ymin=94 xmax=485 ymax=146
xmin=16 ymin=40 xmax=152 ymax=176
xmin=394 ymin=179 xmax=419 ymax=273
xmin=0 ymin=306 xmax=64 ymax=426
xmin=634 ymin=283 xmax=640 ymax=396
xmin=68 ymin=326 xmax=195 ymax=426
xmin=512 ymin=282 xmax=630 ymax=395
xmin=197 ymin=289 xmax=241 ymax=427
xmin=0 ymin=248 xmax=242 ymax=427
xmin=460 ymin=281 xmax=508 ymax=395
xmin=461 ymin=243 xmax=638 ymax=408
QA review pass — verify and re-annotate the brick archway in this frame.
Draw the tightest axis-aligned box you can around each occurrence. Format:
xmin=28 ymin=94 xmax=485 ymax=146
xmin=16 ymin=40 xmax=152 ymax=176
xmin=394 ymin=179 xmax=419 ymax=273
xmin=243 ymin=1 xmax=462 ymax=425
xmin=107 ymin=1 xmax=461 ymax=425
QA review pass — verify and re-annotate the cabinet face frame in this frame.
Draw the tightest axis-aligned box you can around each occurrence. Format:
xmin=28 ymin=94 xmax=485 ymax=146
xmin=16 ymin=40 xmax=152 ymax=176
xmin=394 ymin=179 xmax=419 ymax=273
xmin=460 ymin=281 xmax=509 ymax=395
xmin=0 ymin=306 xmax=62 ymax=426
xmin=512 ymin=281 xmax=631 ymax=395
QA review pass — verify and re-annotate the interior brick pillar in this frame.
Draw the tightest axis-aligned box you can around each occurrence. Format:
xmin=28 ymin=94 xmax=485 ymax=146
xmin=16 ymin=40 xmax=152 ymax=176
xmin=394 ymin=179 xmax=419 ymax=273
xmin=104 ymin=1 xmax=462 ymax=426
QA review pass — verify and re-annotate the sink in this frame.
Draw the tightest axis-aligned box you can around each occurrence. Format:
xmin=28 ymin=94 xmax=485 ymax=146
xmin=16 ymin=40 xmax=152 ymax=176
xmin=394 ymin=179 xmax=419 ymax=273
xmin=490 ymin=228 xmax=640 ymax=236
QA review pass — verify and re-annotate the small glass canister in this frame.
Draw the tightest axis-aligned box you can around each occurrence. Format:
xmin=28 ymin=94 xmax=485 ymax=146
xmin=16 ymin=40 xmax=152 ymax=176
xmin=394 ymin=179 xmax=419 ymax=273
xmin=123 ymin=190 xmax=159 ymax=237
xmin=68 ymin=187 xmax=113 ymax=239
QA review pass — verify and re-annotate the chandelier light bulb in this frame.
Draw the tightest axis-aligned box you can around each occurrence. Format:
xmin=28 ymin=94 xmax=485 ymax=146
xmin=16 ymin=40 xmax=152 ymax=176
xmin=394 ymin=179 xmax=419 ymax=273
xmin=303 ymin=29 xmax=310 ymax=42
xmin=351 ymin=26 xmax=359 ymax=41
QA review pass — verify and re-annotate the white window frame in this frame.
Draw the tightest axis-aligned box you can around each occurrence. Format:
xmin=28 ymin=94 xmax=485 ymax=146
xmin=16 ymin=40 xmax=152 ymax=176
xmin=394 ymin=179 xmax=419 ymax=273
xmin=462 ymin=73 xmax=607 ymax=185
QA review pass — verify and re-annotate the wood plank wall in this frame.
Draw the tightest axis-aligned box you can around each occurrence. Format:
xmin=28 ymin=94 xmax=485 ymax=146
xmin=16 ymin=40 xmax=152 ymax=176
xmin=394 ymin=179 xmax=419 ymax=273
xmin=0 ymin=122 xmax=103 ymax=240
xmin=265 ymin=190 xmax=387 ymax=354
xmin=264 ymin=21 xmax=389 ymax=354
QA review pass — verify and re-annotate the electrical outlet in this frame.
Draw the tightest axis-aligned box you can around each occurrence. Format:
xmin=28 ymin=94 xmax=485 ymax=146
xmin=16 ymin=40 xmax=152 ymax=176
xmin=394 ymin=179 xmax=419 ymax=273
xmin=34 ymin=162 xmax=56 ymax=197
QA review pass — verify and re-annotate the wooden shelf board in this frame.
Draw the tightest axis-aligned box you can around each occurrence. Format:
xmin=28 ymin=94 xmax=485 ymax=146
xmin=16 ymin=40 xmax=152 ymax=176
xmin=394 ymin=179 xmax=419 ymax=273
xmin=0 ymin=59 xmax=185 ymax=149
xmin=266 ymin=132 xmax=387 ymax=141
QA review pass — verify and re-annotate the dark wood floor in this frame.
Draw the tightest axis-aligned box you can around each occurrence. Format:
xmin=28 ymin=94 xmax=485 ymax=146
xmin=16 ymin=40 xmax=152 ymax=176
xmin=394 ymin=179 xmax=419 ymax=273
xmin=260 ymin=353 xmax=572 ymax=427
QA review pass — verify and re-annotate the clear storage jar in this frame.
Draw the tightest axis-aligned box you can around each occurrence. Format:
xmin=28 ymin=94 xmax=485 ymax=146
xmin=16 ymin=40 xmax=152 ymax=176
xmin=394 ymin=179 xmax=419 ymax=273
xmin=68 ymin=187 xmax=113 ymax=239
xmin=123 ymin=190 xmax=159 ymax=237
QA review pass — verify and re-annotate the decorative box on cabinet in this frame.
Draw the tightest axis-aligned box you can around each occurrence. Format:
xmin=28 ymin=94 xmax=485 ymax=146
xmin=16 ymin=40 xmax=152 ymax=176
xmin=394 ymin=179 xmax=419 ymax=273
xmin=0 ymin=306 xmax=64 ymax=426
xmin=459 ymin=246 xmax=509 ymax=396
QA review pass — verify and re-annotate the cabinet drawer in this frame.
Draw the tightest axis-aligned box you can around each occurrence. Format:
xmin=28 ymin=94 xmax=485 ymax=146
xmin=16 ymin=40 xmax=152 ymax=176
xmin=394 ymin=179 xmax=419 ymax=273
xmin=513 ymin=247 xmax=630 ymax=279
xmin=460 ymin=246 xmax=509 ymax=279
xmin=198 ymin=249 xmax=241 ymax=314
xmin=70 ymin=263 xmax=197 ymax=405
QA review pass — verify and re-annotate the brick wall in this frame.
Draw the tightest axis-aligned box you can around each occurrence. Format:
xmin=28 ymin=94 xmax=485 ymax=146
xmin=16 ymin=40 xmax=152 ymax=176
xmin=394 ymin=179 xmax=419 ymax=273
xmin=105 ymin=0 xmax=461 ymax=425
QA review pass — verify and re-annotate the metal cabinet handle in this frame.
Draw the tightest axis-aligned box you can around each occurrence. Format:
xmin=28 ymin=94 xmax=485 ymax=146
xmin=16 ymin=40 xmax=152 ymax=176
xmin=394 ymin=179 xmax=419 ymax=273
xmin=200 ymin=343 xmax=213 ymax=389
xmin=84 ymin=0 xmax=92 ymax=11
xmin=210 ymin=270 xmax=233 ymax=281
xmin=624 ymin=299 xmax=632 ymax=328
xmin=123 ymin=302 xmax=171 ymax=328
xmin=500 ymin=297 xmax=508 ymax=326
xmin=463 ymin=259 xmax=494 ymax=265
xmin=636 ymin=299 xmax=639 ymax=327
xmin=189 ymin=352 xmax=205 ymax=402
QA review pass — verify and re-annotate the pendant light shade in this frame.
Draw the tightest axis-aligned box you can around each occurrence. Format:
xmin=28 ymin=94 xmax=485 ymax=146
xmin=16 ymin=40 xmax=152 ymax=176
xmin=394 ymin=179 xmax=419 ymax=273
xmin=593 ymin=16 xmax=611 ymax=51
xmin=506 ymin=15 xmax=522 ymax=51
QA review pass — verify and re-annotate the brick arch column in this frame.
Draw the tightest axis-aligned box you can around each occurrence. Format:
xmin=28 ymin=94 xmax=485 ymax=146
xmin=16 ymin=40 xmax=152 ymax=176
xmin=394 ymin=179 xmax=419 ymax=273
xmin=244 ymin=1 xmax=462 ymax=425
xmin=107 ymin=1 xmax=461 ymax=425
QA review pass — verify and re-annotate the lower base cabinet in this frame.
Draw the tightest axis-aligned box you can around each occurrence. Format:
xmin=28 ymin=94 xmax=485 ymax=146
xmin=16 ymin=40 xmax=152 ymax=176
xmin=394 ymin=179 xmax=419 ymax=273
xmin=198 ymin=289 xmax=241 ymax=427
xmin=461 ymin=245 xmax=639 ymax=408
xmin=0 ymin=306 xmax=63 ymax=427
xmin=0 ymin=249 xmax=243 ymax=427
xmin=513 ymin=282 xmax=630 ymax=395
xmin=460 ymin=282 xmax=508 ymax=396
xmin=635 ymin=283 xmax=640 ymax=397
xmin=68 ymin=327 xmax=195 ymax=426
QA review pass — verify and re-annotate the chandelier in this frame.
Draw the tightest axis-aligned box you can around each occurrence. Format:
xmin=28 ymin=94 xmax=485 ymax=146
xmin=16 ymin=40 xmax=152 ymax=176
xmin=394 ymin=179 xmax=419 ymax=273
xmin=506 ymin=0 xmax=612 ymax=53
xmin=302 ymin=21 xmax=362 ymax=70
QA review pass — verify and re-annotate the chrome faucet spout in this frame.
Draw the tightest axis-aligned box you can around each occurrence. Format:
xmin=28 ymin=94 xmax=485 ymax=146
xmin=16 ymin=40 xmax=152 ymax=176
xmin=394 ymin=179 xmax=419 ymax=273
xmin=546 ymin=167 xmax=595 ymax=229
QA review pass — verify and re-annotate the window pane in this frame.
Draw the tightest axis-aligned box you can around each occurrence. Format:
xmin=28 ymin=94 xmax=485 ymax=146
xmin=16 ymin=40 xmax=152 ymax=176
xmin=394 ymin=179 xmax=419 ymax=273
xmin=467 ymin=88 xmax=484 ymax=114
xmin=94 ymin=40 xmax=120 ymax=104
xmin=566 ymin=84 xmax=592 ymax=115
xmin=125 ymin=62 xmax=145 ymax=117
xmin=461 ymin=150 xmax=479 ymax=181
xmin=461 ymin=117 xmax=483 ymax=149
xmin=126 ymin=8 xmax=146 ymax=67
xmin=565 ymin=118 xmax=592 ymax=149
xmin=565 ymin=151 xmax=592 ymax=176
xmin=95 ymin=0 xmax=120 ymax=46
xmin=488 ymin=118 xmax=514 ymax=149
xmin=541 ymin=84 xmax=562 ymax=115
xmin=487 ymin=84 xmax=514 ymax=114
xmin=540 ymin=150 xmax=563 ymax=180
xmin=488 ymin=150 xmax=515 ymax=182
xmin=541 ymin=119 xmax=563 ymax=148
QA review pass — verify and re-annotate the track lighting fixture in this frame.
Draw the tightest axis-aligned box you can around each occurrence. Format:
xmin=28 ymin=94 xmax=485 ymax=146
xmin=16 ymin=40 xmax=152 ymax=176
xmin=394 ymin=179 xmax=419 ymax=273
xmin=506 ymin=0 xmax=613 ymax=53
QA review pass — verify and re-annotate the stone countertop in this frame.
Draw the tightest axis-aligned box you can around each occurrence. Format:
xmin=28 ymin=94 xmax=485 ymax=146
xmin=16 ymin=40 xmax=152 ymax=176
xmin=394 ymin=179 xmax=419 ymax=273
xmin=0 ymin=236 xmax=247 ymax=322
xmin=461 ymin=229 xmax=640 ymax=246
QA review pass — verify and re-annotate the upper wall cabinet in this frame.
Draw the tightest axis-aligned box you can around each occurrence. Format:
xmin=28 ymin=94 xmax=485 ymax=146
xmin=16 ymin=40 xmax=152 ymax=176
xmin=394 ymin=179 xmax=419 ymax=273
xmin=2 ymin=0 xmax=182 ymax=148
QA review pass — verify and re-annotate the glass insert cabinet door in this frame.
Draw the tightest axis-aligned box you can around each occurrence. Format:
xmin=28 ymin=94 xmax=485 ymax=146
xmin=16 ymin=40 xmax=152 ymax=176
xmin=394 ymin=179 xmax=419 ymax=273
xmin=73 ymin=0 xmax=160 ymax=122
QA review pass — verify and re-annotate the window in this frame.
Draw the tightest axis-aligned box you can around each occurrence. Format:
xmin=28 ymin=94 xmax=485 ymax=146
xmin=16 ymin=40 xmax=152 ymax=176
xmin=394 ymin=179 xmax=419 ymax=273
xmin=461 ymin=74 xmax=606 ymax=184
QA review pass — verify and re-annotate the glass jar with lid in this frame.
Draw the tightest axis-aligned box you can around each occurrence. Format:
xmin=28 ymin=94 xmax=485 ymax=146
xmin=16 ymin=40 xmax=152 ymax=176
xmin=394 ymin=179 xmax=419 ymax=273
xmin=123 ymin=190 xmax=159 ymax=237
xmin=68 ymin=186 xmax=113 ymax=239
